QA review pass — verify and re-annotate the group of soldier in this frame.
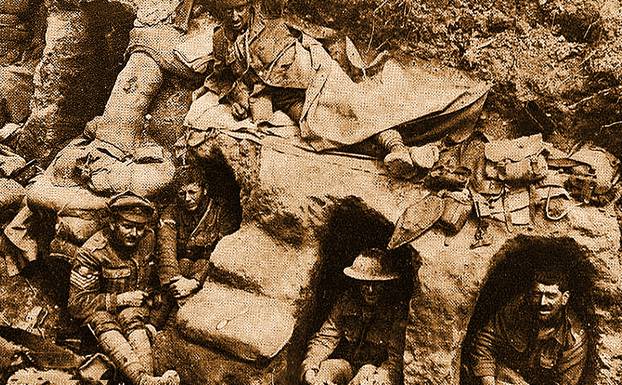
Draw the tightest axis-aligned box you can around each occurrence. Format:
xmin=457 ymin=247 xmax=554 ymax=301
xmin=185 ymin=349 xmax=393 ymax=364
xmin=65 ymin=176 xmax=590 ymax=385
xmin=63 ymin=175 xmax=590 ymax=385
xmin=0 ymin=0 xmax=591 ymax=384
xmin=66 ymin=166 xmax=234 ymax=385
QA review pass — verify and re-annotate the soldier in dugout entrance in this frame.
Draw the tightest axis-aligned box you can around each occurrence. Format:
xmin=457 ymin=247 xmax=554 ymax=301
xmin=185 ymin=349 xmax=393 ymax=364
xmin=470 ymin=269 xmax=588 ymax=385
xmin=301 ymin=248 xmax=407 ymax=385
xmin=156 ymin=165 xmax=239 ymax=320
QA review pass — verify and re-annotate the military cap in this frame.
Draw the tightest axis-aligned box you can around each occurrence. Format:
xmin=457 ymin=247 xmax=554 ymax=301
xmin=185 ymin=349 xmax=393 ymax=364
xmin=107 ymin=191 xmax=155 ymax=224
xmin=343 ymin=248 xmax=399 ymax=281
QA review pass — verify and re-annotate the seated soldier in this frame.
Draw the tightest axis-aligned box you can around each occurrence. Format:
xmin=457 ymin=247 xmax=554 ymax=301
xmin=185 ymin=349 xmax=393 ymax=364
xmin=470 ymin=270 xmax=588 ymax=385
xmin=301 ymin=248 xmax=407 ymax=385
xmin=68 ymin=192 xmax=180 ymax=385
xmin=157 ymin=165 xmax=239 ymax=312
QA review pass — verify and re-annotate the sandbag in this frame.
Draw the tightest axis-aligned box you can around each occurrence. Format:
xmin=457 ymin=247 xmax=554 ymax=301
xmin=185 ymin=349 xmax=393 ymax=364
xmin=44 ymin=137 xmax=175 ymax=198
xmin=176 ymin=282 xmax=296 ymax=362
xmin=26 ymin=175 xmax=108 ymax=213
xmin=0 ymin=144 xmax=26 ymax=177
xmin=55 ymin=211 xmax=106 ymax=244
xmin=0 ymin=178 xmax=24 ymax=208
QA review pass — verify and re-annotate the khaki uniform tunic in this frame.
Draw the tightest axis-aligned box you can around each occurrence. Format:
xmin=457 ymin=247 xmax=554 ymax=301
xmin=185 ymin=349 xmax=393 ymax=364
xmin=471 ymin=295 xmax=588 ymax=385
xmin=302 ymin=290 xmax=407 ymax=384
xmin=68 ymin=229 xmax=156 ymax=337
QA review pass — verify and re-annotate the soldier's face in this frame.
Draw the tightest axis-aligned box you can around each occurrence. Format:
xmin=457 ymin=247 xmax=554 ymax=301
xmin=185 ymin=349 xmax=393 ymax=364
xmin=360 ymin=281 xmax=385 ymax=306
xmin=178 ymin=182 xmax=205 ymax=212
xmin=224 ymin=4 xmax=251 ymax=33
xmin=111 ymin=219 xmax=146 ymax=249
xmin=529 ymin=282 xmax=570 ymax=323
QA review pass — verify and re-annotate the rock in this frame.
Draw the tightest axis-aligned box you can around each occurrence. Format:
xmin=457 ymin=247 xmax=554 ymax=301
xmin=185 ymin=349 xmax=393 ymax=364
xmin=210 ymin=223 xmax=318 ymax=302
xmin=153 ymin=328 xmax=290 ymax=385
xmin=176 ymin=282 xmax=296 ymax=361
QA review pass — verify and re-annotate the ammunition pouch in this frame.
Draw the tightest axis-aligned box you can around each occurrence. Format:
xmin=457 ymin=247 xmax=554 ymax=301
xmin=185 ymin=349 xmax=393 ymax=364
xmin=486 ymin=153 xmax=548 ymax=184
xmin=564 ymin=173 xmax=607 ymax=205
xmin=483 ymin=134 xmax=547 ymax=186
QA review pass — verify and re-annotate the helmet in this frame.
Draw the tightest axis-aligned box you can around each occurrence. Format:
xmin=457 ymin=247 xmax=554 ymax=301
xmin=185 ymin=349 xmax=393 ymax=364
xmin=343 ymin=248 xmax=399 ymax=281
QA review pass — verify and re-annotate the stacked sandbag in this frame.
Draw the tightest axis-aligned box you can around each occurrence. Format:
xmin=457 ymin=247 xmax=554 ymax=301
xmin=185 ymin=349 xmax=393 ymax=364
xmin=0 ymin=178 xmax=24 ymax=208
xmin=24 ymin=136 xmax=175 ymax=263
xmin=41 ymin=137 xmax=175 ymax=197
xmin=0 ymin=144 xmax=28 ymax=211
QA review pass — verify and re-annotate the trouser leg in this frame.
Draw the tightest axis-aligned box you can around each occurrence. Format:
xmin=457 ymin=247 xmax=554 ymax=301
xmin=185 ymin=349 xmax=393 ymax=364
xmin=127 ymin=329 xmax=153 ymax=375
xmin=376 ymin=129 xmax=414 ymax=177
xmin=87 ymin=52 xmax=164 ymax=152
xmin=98 ymin=329 xmax=180 ymax=385
xmin=98 ymin=330 xmax=146 ymax=384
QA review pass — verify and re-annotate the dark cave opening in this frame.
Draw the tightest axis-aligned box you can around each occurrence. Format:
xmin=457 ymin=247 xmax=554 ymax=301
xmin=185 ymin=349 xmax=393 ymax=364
xmin=315 ymin=198 xmax=416 ymax=322
xmin=299 ymin=197 xmax=418 ymax=373
xmin=460 ymin=235 xmax=598 ymax=385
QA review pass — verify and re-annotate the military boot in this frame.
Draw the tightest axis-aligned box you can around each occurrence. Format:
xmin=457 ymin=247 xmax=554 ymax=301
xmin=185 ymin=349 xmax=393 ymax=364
xmin=98 ymin=330 xmax=180 ymax=385
xmin=376 ymin=129 xmax=414 ymax=178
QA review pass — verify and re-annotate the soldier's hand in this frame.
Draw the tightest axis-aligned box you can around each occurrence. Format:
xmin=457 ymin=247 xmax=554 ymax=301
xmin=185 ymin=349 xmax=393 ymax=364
xmin=231 ymin=102 xmax=248 ymax=120
xmin=116 ymin=290 xmax=147 ymax=307
xmin=170 ymin=277 xmax=200 ymax=299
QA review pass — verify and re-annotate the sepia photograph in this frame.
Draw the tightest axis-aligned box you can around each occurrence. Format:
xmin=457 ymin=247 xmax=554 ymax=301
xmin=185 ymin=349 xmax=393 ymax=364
xmin=0 ymin=0 xmax=620 ymax=383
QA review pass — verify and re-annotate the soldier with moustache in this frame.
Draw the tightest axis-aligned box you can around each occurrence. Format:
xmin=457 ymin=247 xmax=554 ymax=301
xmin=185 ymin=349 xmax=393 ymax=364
xmin=470 ymin=270 xmax=588 ymax=385
xmin=68 ymin=192 xmax=180 ymax=385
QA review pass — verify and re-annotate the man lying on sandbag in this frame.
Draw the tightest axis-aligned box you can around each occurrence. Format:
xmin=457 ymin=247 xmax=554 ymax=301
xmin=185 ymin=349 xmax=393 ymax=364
xmin=301 ymin=248 xmax=407 ymax=385
xmin=68 ymin=192 xmax=180 ymax=385
xmin=188 ymin=0 xmax=487 ymax=178
xmin=83 ymin=0 xmax=216 ymax=153
xmin=156 ymin=164 xmax=239 ymax=324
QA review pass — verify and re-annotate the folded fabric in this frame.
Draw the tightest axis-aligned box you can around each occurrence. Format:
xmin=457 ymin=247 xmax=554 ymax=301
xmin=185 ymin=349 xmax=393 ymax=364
xmin=388 ymin=195 xmax=444 ymax=249
xmin=173 ymin=24 xmax=216 ymax=74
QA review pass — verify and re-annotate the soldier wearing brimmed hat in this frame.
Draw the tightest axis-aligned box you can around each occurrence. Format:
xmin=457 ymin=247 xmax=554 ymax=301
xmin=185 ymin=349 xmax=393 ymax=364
xmin=301 ymin=248 xmax=407 ymax=385
xmin=68 ymin=192 xmax=180 ymax=385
